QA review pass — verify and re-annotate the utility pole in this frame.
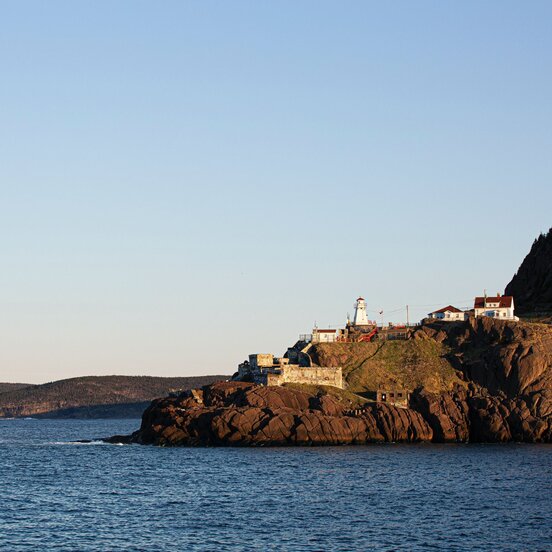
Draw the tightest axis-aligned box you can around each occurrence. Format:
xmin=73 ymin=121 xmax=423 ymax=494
xmin=406 ymin=305 xmax=410 ymax=327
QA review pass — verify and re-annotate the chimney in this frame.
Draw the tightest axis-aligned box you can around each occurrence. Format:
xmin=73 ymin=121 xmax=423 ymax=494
xmin=497 ymin=292 xmax=501 ymax=297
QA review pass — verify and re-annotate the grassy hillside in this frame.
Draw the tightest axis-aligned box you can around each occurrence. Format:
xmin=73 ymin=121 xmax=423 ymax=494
xmin=309 ymin=340 xmax=463 ymax=394
xmin=0 ymin=375 xmax=227 ymax=418
xmin=281 ymin=383 xmax=368 ymax=407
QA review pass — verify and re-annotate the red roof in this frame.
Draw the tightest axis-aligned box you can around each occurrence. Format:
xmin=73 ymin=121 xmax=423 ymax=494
xmin=316 ymin=329 xmax=337 ymax=333
xmin=474 ymin=296 xmax=513 ymax=308
xmin=430 ymin=305 xmax=463 ymax=314
xmin=357 ymin=297 xmax=365 ymax=301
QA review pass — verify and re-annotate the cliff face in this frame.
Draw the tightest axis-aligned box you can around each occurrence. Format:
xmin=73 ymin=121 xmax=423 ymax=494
xmin=412 ymin=318 xmax=552 ymax=443
xmin=505 ymin=228 xmax=552 ymax=314
xmin=415 ymin=317 xmax=552 ymax=398
xmin=114 ymin=318 xmax=552 ymax=445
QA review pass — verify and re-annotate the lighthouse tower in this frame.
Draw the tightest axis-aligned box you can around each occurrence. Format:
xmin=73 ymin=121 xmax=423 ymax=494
xmin=353 ymin=297 xmax=370 ymax=326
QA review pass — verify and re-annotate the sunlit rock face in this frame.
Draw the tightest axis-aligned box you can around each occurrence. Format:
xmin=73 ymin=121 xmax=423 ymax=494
xmin=124 ymin=382 xmax=434 ymax=446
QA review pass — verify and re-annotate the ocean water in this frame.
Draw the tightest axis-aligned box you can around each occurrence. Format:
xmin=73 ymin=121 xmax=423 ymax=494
xmin=0 ymin=419 xmax=551 ymax=552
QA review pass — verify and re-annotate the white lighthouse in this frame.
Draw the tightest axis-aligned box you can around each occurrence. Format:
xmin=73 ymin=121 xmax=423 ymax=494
xmin=353 ymin=297 xmax=370 ymax=326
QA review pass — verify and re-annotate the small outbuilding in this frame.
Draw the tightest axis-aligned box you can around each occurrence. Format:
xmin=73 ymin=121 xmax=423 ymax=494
xmin=376 ymin=388 xmax=410 ymax=408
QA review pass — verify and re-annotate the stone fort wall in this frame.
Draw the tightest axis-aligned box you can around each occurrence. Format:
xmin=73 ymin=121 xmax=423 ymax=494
xmin=266 ymin=365 xmax=342 ymax=389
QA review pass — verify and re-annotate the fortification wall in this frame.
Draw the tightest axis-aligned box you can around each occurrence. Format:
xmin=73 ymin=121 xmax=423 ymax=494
xmin=267 ymin=365 xmax=343 ymax=389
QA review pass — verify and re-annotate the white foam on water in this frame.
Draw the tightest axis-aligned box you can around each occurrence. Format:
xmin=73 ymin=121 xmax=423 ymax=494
xmin=49 ymin=440 xmax=110 ymax=446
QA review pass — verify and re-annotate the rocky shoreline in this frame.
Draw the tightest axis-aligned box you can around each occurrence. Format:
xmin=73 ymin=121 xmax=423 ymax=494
xmin=106 ymin=380 xmax=550 ymax=447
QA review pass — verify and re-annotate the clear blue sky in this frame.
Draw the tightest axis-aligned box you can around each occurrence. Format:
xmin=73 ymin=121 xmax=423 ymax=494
xmin=1 ymin=1 xmax=551 ymax=383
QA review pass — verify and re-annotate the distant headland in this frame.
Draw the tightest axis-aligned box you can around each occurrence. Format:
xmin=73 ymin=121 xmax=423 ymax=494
xmin=0 ymin=375 xmax=226 ymax=418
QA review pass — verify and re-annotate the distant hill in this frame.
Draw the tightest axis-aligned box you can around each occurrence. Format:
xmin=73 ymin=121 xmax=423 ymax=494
xmin=0 ymin=383 xmax=34 ymax=394
xmin=0 ymin=375 xmax=227 ymax=418
xmin=505 ymin=228 xmax=552 ymax=315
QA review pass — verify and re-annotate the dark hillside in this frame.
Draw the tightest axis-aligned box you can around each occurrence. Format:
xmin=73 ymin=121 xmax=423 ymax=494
xmin=0 ymin=383 xmax=34 ymax=394
xmin=0 ymin=375 xmax=227 ymax=418
xmin=505 ymin=228 xmax=552 ymax=315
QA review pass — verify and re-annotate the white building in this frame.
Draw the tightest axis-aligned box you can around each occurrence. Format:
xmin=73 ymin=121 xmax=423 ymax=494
xmin=427 ymin=305 xmax=465 ymax=321
xmin=312 ymin=328 xmax=338 ymax=343
xmin=474 ymin=294 xmax=518 ymax=321
xmin=353 ymin=297 xmax=370 ymax=326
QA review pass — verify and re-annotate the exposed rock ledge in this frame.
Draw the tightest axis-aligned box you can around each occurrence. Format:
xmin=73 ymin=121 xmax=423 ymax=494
xmin=108 ymin=381 xmax=432 ymax=446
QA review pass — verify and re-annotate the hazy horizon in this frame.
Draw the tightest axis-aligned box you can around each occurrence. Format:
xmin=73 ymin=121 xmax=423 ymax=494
xmin=2 ymin=2 xmax=552 ymax=383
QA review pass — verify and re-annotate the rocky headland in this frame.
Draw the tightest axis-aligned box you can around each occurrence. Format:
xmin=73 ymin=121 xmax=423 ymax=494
xmin=110 ymin=317 xmax=552 ymax=446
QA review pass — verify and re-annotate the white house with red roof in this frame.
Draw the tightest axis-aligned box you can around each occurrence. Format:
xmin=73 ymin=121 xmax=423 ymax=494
xmin=427 ymin=305 xmax=466 ymax=321
xmin=474 ymin=294 xmax=518 ymax=321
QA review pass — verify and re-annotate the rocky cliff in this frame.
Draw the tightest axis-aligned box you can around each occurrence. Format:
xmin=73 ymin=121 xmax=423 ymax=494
xmin=110 ymin=318 xmax=552 ymax=445
xmin=505 ymin=228 xmax=552 ymax=315
xmin=112 ymin=381 xmax=433 ymax=446
xmin=411 ymin=317 xmax=552 ymax=443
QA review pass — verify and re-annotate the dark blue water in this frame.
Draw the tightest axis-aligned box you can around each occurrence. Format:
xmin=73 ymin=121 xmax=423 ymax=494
xmin=1 ymin=419 xmax=551 ymax=551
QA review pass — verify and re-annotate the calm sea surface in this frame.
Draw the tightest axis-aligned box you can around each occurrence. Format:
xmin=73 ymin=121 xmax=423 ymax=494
xmin=0 ymin=418 xmax=551 ymax=552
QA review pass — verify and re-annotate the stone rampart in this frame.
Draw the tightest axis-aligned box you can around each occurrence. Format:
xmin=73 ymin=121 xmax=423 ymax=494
xmin=266 ymin=365 xmax=343 ymax=389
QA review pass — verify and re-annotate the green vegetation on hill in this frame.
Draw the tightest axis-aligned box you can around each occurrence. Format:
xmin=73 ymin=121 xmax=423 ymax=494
xmin=309 ymin=340 xmax=463 ymax=394
xmin=281 ymin=383 xmax=368 ymax=407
